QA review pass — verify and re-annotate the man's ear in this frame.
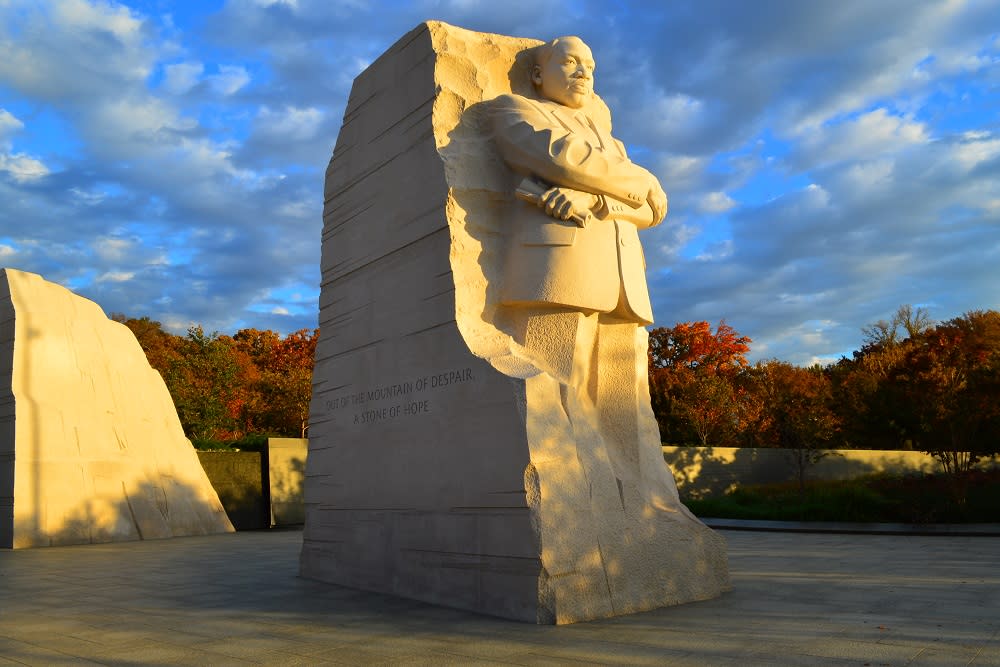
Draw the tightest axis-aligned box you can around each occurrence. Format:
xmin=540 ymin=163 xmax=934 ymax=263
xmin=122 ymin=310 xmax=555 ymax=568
xmin=531 ymin=65 xmax=542 ymax=86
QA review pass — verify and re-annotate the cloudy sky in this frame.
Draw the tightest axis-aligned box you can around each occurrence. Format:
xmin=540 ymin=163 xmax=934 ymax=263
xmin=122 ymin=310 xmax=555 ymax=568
xmin=1 ymin=0 xmax=997 ymax=364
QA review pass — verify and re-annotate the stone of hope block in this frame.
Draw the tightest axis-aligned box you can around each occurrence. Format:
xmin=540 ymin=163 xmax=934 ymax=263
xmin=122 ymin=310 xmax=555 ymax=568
xmin=301 ymin=21 xmax=729 ymax=624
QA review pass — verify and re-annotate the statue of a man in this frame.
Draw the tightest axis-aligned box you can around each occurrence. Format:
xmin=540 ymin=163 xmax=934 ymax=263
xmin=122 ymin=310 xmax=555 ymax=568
xmin=490 ymin=36 xmax=668 ymax=433
xmin=491 ymin=36 xmax=667 ymax=329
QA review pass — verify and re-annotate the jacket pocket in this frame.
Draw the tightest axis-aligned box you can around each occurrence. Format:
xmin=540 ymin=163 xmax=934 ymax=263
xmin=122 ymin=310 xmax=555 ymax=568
xmin=520 ymin=220 xmax=577 ymax=246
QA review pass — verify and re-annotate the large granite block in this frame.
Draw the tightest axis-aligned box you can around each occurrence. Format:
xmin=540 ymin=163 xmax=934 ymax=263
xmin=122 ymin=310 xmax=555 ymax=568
xmin=302 ymin=21 xmax=729 ymax=623
xmin=0 ymin=268 xmax=233 ymax=548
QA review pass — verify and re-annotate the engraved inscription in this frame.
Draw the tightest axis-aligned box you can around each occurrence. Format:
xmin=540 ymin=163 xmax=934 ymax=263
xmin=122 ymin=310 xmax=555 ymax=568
xmin=323 ymin=367 xmax=474 ymax=425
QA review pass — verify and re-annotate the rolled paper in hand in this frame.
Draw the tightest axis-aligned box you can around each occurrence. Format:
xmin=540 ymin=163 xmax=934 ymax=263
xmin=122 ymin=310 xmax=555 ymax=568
xmin=515 ymin=177 xmax=591 ymax=227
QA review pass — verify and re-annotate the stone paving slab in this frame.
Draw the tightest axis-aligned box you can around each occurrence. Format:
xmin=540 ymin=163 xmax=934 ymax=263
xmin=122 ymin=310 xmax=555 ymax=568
xmin=1 ymin=528 xmax=998 ymax=665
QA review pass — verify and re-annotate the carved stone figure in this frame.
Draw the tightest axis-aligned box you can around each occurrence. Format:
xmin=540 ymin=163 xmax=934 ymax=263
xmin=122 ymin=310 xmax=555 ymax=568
xmin=302 ymin=21 xmax=728 ymax=624
xmin=488 ymin=37 xmax=671 ymax=487
xmin=491 ymin=36 xmax=667 ymax=324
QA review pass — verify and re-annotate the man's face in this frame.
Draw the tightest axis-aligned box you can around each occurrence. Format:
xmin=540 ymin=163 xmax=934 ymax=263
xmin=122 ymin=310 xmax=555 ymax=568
xmin=534 ymin=38 xmax=595 ymax=109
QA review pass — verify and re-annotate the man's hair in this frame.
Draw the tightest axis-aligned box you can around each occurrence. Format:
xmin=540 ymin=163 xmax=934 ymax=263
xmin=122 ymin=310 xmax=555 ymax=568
xmin=534 ymin=36 xmax=589 ymax=69
xmin=534 ymin=37 xmax=565 ymax=69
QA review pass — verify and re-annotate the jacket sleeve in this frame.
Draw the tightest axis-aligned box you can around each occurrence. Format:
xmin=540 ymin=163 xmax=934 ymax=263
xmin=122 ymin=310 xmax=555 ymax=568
xmin=489 ymin=94 xmax=651 ymax=209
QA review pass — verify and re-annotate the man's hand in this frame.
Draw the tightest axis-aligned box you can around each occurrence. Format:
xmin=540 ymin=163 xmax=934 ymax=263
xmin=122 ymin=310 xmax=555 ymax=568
xmin=646 ymin=181 xmax=668 ymax=225
xmin=540 ymin=187 xmax=598 ymax=227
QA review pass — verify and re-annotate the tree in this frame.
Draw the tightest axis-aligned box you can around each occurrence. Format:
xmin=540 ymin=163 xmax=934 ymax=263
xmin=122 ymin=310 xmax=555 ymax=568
xmin=260 ymin=329 xmax=317 ymax=437
xmin=165 ymin=327 xmax=259 ymax=443
xmin=657 ymin=367 xmax=737 ymax=446
xmin=112 ymin=314 xmax=318 ymax=442
xmin=829 ymin=341 xmax=909 ymax=449
xmin=648 ymin=321 xmax=751 ymax=446
xmin=749 ymin=360 xmax=841 ymax=492
xmin=884 ymin=310 xmax=1000 ymax=481
xmin=861 ymin=304 xmax=933 ymax=348
xmin=649 ymin=320 xmax=751 ymax=373
xmin=112 ymin=314 xmax=183 ymax=374
xmin=831 ymin=305 xmax=935 ymax=450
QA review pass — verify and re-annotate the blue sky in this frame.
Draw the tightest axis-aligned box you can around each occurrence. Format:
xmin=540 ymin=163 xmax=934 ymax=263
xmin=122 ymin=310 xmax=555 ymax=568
xmin=1 ymin=0 xmax=997 ymax=365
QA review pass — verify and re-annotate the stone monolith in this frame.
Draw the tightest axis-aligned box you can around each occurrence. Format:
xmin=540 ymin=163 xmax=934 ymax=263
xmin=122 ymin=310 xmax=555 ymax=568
xmin=0 ymin=268 xmax=233 ymax=548
xmin=301 ymin=21 xmax=729 ymax=624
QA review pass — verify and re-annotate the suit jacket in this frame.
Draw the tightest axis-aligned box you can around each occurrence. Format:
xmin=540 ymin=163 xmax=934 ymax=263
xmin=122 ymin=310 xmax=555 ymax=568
xmin=489 ymin=93 xmax=662 ymax=324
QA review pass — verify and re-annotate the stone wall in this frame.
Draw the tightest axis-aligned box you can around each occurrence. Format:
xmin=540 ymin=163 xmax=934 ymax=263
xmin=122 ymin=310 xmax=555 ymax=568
xmin=197 ymin=438 xmax=308 ymax=529
xmin=663 ymin=446 xmax=1000 ymax=499
xmin=198 ymin=451 xmax=267 ymax=530
xmin=266 ymin=438 xmax=306 ymax=526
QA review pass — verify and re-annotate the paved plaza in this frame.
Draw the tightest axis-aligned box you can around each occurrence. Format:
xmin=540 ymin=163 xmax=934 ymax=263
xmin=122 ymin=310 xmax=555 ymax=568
xmin=1 ymin=527 xmax=998 ymax=665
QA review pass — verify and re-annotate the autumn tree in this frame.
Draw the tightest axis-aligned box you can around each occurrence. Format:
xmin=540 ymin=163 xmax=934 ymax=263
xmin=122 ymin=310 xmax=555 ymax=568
xmin=830 ymin=305 xmax=936 ymax=450
xmin=748 ymin=360 xmax=841 ymax=491
xmin=117 ymin=312 xmax=319 ymax=443
xmin=112 ymin=314 xmax=183 ymax=373
xmin=235 ymin=328 xmax=318 ymax=437
xmin=648 ymin=321 xmax=751 ymax=445
xmin=882 ymin=310 xmax=1000 ymax=477
xmin=165 ymin=327 xmax=259 ymax=443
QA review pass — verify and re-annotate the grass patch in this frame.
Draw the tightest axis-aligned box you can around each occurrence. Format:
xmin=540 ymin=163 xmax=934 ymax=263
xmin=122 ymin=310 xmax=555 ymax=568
xmin=685 ymin=469 xmax=1000 ymax=523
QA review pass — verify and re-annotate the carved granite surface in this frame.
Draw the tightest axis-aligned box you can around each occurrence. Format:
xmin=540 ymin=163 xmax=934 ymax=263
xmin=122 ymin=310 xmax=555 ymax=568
xmin=0 ymin=268 xmax=233 ymax=548
xmin=302 ymin=21 xmax=728 ymax=623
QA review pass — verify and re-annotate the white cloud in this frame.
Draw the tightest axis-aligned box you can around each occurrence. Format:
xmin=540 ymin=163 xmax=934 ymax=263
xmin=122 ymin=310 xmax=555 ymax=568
xmin=834 ymin=159 xmax=897 ymax=199
xmin=162 ymin=61 xmax=205 ymax=95
xmin=0 ymin=244 xmax=16 ymax=260
xmin=651 ymin=221 xmax=700 ymax=261
xmin=793 ymin=108 xmax=928 ymax=168
xmin=93 ymin=237 xmax=135 ymax=263
xmin=208 ymin=65 xmax=251 ymax=96
xmin=0 ymin=108 xmax=46 ymax=182
xmin=52 ymin=0 xmax=144 ymax=41
xmin=96 ymin=271 xmax=135 ymax=283
xmin=695 ymin=239 xmax=733 ymax=262
xmin=0 ymin=109 xmax=24 ymax=142
xmin=801 ymin=183 xmax=831 ymax=209
xmin=651 ymin=93 xmax=704 ymax=133
xmin=69 ymin=187 xmax=107 ymax=205
xmin=0 ymin=0 xmax=153 ymax=100
xmin=79 ymin=97 xmax=200 ymax=164
xmin=951 ymin=135 xmax=1000 ymax=171
xmin=698 ymin=191 xmax=736 ymax=214
xmin=254 ymin=106 xmax=324 ymax=141
xmin=0 ymin=153 xmax=49 ymax=182
xmin=655 ymin=155 xmax=708 ymax=193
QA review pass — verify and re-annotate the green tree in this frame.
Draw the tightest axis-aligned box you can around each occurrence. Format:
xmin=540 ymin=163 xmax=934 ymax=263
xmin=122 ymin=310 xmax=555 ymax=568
xmin=165 ymin=327 xmax=258 ymax=443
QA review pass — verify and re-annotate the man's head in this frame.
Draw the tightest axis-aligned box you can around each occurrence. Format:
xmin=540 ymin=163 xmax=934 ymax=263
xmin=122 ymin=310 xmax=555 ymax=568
xmin=532 ymin=36 xmax=595 ymax=109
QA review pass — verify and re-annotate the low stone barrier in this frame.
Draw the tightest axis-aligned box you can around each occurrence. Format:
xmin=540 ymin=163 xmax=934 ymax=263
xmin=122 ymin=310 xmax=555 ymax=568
xmin=197 ymin=451 xmax=267 ymax=530
xmin=198 ymin=438 xmax=307 ymax=529
xmin=663 ymin=446 xmax=1000 ymax=499
xmin=265 ymin=438 xmax=306 ymax=526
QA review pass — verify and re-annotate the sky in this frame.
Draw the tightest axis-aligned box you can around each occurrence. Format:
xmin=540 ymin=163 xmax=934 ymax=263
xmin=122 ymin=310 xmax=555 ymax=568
xmin=0 ymin=0 xmax=997 ymax=365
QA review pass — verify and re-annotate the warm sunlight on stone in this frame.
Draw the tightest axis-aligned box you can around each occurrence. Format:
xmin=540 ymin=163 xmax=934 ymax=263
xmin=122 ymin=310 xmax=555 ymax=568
xmin=0 ymin=268 xmax=233 ymax=548
xmin=302 ymin=21 xmax=728 ymax=624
